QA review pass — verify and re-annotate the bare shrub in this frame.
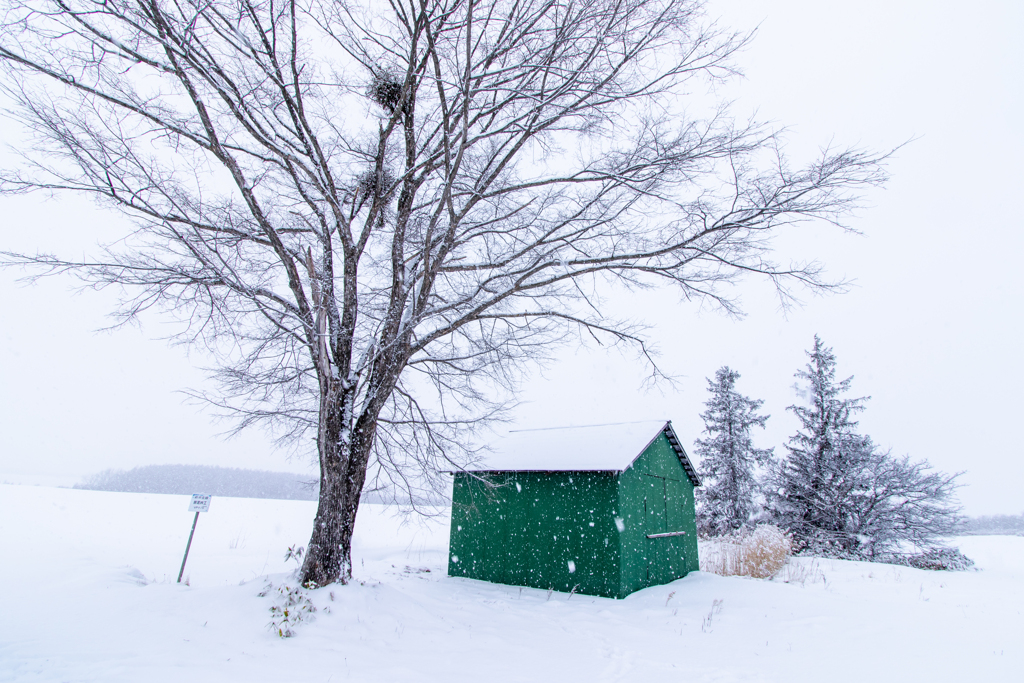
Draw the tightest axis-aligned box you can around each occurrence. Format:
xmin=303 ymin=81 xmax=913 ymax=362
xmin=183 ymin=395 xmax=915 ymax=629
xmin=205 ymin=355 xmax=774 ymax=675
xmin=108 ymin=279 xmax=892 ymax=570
xmin=700 ymin=525 xmax=791 ymax=578
xmin=742 ymin=526 xmax=793 ymax=578
xmin=774 ymin=557 xmax=828 ymax=586
xmin=900 ymin=547 xmax=975 ymax=571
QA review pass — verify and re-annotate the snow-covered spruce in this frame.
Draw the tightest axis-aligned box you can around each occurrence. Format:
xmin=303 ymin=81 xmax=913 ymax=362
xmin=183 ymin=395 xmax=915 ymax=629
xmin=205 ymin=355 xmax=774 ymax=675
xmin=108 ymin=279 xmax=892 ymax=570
xmin=769 ymin=336 xmax=964 ymax=564
xmin=694 ymin=367 xmax=774 ymax=536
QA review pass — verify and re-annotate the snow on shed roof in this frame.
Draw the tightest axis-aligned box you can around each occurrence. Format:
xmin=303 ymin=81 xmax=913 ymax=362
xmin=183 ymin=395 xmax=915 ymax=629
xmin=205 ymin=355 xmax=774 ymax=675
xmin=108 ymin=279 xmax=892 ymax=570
xmin=465 ymin=420 xmax=701 ymax=485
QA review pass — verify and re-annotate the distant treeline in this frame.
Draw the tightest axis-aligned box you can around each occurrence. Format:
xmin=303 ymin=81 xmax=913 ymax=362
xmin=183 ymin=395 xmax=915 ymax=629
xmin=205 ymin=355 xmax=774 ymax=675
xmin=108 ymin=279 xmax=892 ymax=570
xmin=960 ymin=514 xmax=1024 ymax=536
xmin=73 ymin=464 xmax=449 ymax=505
xmin=75 ymin=464 xmax=318 ymax=501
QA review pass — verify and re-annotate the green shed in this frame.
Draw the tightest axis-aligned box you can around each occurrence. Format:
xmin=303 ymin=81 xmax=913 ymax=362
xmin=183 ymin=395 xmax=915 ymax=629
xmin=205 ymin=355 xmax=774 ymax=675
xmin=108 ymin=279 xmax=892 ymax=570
xmin=447 ymin=420 xmax=702 ymax=599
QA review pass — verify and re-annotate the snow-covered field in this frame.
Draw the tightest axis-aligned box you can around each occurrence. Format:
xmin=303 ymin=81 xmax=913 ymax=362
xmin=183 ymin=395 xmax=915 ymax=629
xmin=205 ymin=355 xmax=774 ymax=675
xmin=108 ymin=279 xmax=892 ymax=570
xmin=1 ymin=484 xmax=1020 ymax=682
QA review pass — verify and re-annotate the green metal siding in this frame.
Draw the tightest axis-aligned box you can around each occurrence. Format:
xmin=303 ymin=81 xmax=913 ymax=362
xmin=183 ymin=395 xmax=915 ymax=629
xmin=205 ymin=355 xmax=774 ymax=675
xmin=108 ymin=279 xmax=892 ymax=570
xmin=448 ymin=430 xmax=699 ymax=599
xmin=617 ymin=433 xmax=699 ymax=596
xmin=449 ymin=471 xmax=622 ymax=597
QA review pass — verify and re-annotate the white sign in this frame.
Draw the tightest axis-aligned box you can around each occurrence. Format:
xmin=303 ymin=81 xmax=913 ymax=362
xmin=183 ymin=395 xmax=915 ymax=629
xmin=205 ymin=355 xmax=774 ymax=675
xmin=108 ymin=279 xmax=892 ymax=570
xmin=188 ymin=493 xmax=212 ymax=513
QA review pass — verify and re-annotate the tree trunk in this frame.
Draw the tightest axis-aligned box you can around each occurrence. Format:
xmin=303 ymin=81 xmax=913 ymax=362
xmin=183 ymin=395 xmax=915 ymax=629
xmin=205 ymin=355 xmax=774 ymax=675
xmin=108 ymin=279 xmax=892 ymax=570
xmin=299 ymin=383 xmax=375 ymax=587
xmin=300 ymin=457 xmax=355 ymax=586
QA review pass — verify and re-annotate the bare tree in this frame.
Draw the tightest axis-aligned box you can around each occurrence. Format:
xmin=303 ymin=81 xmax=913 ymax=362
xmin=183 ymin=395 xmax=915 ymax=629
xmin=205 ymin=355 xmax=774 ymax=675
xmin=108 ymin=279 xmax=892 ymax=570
xmin=0 ymin=0 xmax=888 ymax=586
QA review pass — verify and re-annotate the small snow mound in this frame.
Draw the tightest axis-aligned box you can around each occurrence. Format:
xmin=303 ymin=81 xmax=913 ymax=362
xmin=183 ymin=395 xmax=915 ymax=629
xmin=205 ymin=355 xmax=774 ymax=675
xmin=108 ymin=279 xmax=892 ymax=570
xmin=121 ymin=567 xmax=148 ymax=586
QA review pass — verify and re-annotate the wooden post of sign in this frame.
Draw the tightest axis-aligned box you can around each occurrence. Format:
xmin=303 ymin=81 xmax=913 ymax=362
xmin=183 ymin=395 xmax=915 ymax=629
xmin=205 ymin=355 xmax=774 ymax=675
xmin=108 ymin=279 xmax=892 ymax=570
xmin=178 ymin=494 xmax=212 ymax=583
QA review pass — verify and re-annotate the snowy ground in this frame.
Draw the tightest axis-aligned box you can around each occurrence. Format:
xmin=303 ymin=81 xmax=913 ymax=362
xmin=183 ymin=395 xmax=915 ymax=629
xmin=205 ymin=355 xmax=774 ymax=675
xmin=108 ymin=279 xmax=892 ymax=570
xmin=1 ymin=484 xmax=1020 ymax=682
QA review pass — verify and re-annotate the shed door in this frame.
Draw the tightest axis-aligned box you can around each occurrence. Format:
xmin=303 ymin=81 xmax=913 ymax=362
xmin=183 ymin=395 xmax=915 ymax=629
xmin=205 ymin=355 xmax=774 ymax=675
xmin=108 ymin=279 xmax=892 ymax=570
xmin=643 ymin=475 xmax=688 ymax=587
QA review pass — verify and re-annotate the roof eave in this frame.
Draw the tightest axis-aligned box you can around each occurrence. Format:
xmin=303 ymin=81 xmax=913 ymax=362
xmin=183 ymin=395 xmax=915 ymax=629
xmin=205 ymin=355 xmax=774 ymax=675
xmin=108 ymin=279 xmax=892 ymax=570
xmin=448 ymin=468 xmax=623 ymax=474
xmin=662 ymin=421 xmax=702 ymax=487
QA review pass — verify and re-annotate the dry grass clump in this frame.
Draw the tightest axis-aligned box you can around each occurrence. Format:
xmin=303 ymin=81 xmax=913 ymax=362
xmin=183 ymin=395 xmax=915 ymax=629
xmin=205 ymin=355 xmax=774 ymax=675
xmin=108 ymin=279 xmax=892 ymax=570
xmin=700 ymin=525 xmax=792 ymax=578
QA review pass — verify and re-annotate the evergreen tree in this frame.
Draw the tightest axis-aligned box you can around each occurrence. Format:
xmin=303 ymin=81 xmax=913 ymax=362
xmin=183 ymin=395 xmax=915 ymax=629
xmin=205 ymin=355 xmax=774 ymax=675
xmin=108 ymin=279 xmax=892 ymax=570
xmin=772 ymin=336 xmax=962 ymax=559
xmin=771 ymin=335 xmax=870 ymax=554
xmin=694 ymin=367 xmax=774 ymax=536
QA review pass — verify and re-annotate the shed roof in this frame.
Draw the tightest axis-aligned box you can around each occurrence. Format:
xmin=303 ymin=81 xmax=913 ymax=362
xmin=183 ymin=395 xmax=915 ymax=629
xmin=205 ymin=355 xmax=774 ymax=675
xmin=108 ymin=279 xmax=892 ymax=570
xmin=465 ymin=420 xmax=701 ymax=486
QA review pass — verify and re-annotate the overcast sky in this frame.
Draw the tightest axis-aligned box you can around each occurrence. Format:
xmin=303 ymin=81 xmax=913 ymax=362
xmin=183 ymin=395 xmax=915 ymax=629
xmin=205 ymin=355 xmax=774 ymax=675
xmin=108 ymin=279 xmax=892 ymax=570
xmin=2 ymin=0 xmax=1021 ymax=515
